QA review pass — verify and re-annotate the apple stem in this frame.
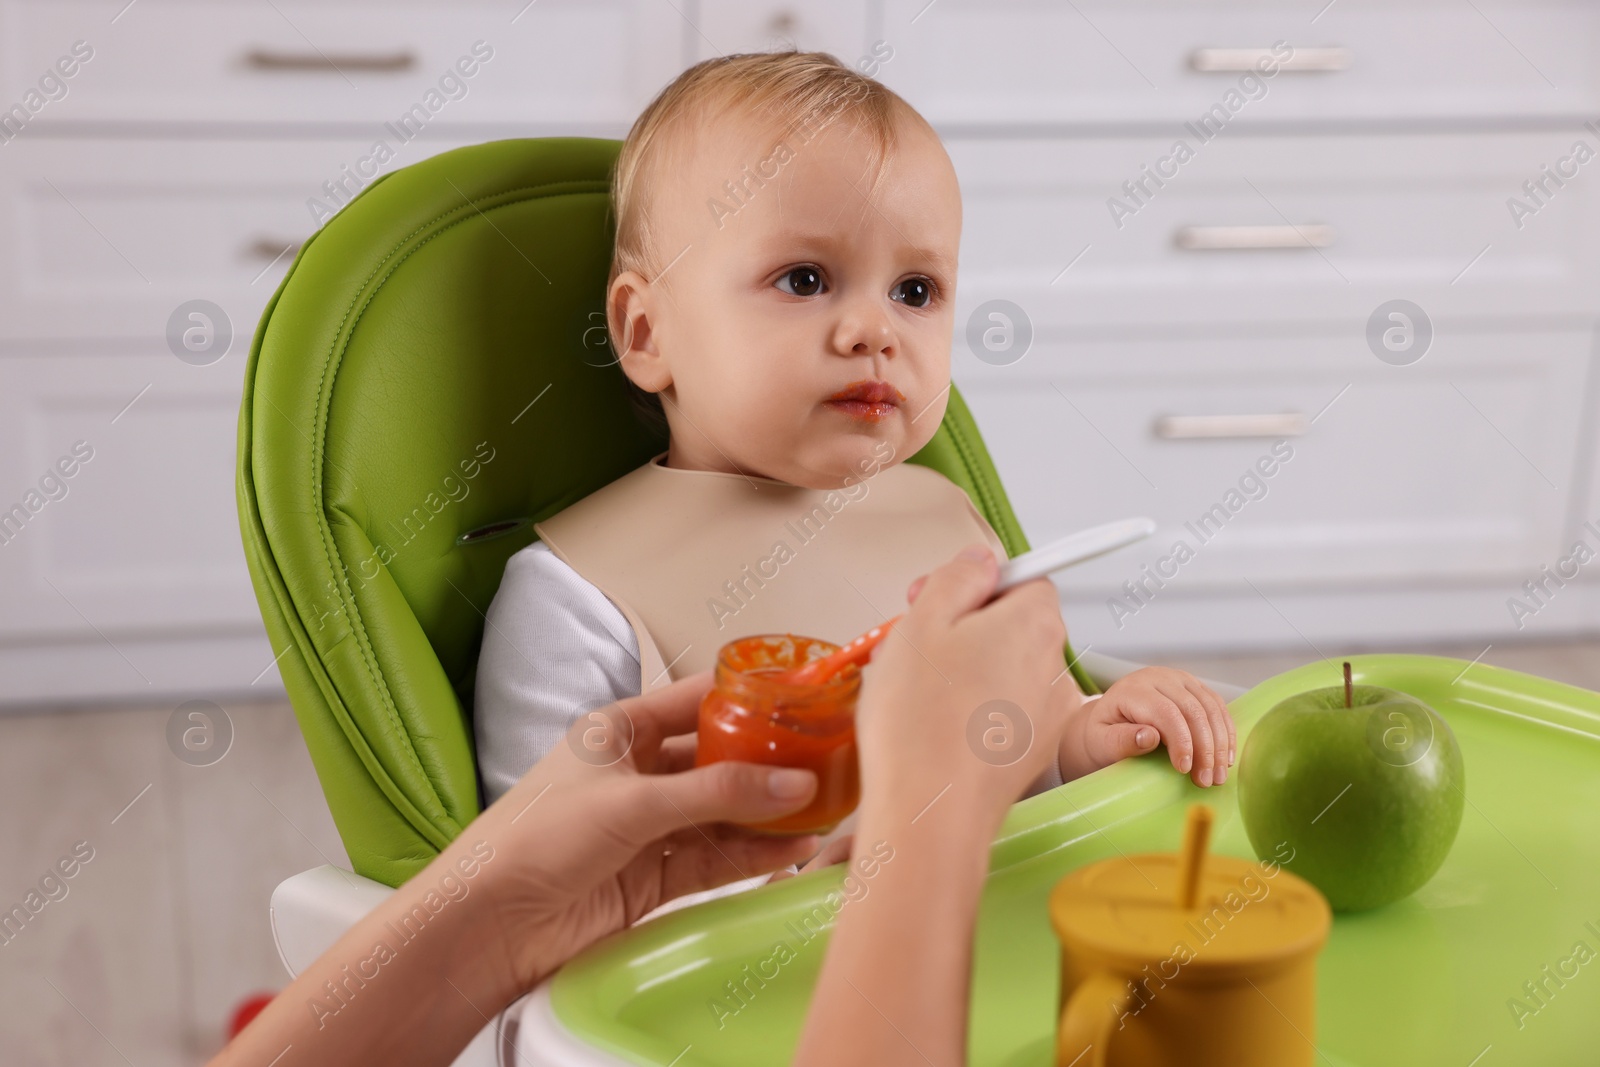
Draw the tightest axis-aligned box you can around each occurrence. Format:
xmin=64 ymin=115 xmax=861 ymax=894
xmin=1343 ymin=661 xmax=1353 ymax=708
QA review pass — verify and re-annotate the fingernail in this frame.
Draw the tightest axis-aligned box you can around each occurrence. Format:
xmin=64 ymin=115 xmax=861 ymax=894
xmin=1135 ymin=727 xmax=1155 ymax=748
xmin=1229 ymin=748 xmax=1236 ymax=765
xmin=1179 ymin=754 xmax=1192 ymax=774
xmin=1217 ymin=765 xmax=1228 ymax=784
xmin=1199 ymin=768 xmax=1213 ymax=787
xmin=769 ymin=769 xmax=814 ymax=799
xmin=959 ymin=545 xmax=992 ymax=562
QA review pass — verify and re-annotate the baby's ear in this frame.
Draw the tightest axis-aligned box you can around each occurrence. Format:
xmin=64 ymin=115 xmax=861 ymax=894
xmin=607 ymin=270 xmax=671 ymax=391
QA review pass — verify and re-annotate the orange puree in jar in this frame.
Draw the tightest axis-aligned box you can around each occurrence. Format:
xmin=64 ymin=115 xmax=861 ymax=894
xmin=695 ymin=633 xmax=861 ymax=835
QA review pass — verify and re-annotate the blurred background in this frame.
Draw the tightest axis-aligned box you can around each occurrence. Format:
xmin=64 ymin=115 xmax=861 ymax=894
xmin=2 ymin=1 xmax=1597 ymax=1063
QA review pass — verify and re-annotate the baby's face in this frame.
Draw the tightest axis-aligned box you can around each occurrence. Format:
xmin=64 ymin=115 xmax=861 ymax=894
xmin=612 ymin=109 xmax=962 ymax=489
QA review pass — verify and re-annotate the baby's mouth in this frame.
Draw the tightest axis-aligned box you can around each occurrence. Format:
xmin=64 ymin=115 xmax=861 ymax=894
xmin=826 ymin=379 xmax=905 ymax=422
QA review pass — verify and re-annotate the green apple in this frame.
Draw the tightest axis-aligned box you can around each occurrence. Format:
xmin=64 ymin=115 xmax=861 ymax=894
xmin=1237 ymin=678 xmax=1465 ymax=911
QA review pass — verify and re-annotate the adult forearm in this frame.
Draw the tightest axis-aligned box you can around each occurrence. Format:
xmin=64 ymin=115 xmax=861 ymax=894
xmin=214 ymin=834 xmax=520 ymax=1067
xmin=792 ymin=800 xmax=996 ymax=1067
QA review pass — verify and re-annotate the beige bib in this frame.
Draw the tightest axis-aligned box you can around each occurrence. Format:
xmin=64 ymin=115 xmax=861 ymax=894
xmin=533 ymin=452 xmax=1007 ymax=692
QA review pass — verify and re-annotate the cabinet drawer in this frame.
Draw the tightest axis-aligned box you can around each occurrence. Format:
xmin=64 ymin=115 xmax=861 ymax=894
xmin=955 ymin=328 xmax=1590 ymax=597
xmin=0 ymin=137 xmax=482 ymax=341
xmin=1 ymin=0 xmax=682 ymax=128
xmin=0 ymin=349 xmax=258 ymax=646
xmin=691 ymin=0 xmax=871 ymax=65
xmin=880 ymin=0 xmax=1600 ymax=126
xmin=949 ymin=132 xmax=1600 ymax=329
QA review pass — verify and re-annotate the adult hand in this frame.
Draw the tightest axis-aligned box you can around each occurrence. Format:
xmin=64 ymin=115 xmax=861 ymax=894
xmin=857 ymin=543 xmax=1084 ymax=836
xmin=211 ymin=671 xmax=822 ymax=1067
xmin=794 ymin=543 xmax=1088 ymax=1067
xmin=474 ymin=669 xmax=825 ymax=996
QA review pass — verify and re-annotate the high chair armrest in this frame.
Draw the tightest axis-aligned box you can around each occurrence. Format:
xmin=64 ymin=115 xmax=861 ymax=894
xmin=269 ymin=866 xmax=502 ymax=1067
xmin=270 ymin=865 xmax=393 ymax=978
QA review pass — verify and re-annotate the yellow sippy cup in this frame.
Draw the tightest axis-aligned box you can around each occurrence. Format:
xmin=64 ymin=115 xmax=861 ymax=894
xmin=1049 ymin=804 xmax=1332 ymax=1067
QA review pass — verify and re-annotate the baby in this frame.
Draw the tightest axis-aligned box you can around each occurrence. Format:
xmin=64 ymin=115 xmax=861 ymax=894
xmin=475 ymin=50 xmax=1234 ymax=809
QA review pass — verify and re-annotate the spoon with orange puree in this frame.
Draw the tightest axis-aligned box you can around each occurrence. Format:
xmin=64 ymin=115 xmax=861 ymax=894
xmin=778 ymin=517 xmax=1156 ymax=686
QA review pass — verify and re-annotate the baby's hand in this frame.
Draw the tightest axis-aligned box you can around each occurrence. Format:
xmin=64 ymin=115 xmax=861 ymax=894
xmin=1075 ymin=667 xmax=1235 ymax=787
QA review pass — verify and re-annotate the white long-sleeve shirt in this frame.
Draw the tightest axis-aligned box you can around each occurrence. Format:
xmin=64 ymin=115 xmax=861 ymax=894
xmin=474 ymin=541 xmax=643 ymax=804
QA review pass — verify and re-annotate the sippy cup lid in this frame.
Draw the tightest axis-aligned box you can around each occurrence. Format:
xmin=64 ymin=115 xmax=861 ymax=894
xmin=1049 ymin=806 xmax=1330 ymax=977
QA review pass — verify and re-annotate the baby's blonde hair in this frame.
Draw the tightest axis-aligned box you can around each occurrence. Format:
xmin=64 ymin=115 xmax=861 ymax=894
xmin=608 ymin=50 xmax=927 ymax=431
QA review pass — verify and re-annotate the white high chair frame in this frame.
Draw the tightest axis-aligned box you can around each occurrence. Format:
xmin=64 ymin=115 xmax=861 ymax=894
xmin=269 ymin=651 xmax=1246 ymax=1066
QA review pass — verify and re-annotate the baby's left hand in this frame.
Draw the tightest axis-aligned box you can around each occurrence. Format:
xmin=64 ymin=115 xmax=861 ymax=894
xmin=1074 ymin=667 xmax=1235 ymax=787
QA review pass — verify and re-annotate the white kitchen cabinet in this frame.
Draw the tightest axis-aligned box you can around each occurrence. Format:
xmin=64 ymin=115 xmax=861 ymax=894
xmin=0 ymin=348 xmax=253 ymax=636
xmin=956 ymin=328 xmax=1592 ymax=592
xmin=0 ymin=137 xmax=476 ymax=341
xmin=0 ymin=346 xmax=277 ymax=702
xmin=877 ymin=0 xmax=1600 ymax=127
xmin=0 ymin=1 xmax=1597 ymax=705
xmin=691 ymin=1 xmax=871 ymax=64
xmin=948 ymin=132 xmax=1600 ymax=329
xmin=0 ymin=0 xmax=682 ymax=129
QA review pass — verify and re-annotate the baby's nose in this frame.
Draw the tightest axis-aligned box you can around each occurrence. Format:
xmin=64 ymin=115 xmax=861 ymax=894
xmin=837 ymin=311 xmax=895 ymax=358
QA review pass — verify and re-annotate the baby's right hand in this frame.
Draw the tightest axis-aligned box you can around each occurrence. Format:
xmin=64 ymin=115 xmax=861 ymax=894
xmin=854 ymin=543 xmax=1082 ymax=840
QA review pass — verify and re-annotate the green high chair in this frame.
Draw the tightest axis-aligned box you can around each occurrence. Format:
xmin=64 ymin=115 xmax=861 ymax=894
xmin=237 ymin=136 xmax=1137 ymax=1065
xmin=236 ymin=133 xmax=1116 ymax=925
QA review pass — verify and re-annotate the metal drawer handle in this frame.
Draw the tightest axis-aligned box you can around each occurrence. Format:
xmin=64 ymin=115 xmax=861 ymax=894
xmin=243 ymin=237 xmax=303 ymax=261
xmin=244 ymin=49 xmax=416 ymax=73
xmin=1190 ymin=46 xmax=1351 ymax=73
xmin=1154 ymin=413 xmax=1309 ymax=440
xmin=1174 ymin=224 xmax=1336 ymax=251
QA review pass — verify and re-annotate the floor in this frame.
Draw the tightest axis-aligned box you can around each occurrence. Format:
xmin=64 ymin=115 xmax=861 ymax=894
xmin=0 ymin=699 xmax=346 ymax=1067
xmin=0 ymin=636 xmax=1595 ymax=1066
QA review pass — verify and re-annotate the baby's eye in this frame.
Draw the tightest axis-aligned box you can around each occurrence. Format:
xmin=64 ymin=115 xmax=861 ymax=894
xmin=775 ymin=266 xmax=825 ymax=297
xmin=890 ymin=277 xmax=935 ymax=308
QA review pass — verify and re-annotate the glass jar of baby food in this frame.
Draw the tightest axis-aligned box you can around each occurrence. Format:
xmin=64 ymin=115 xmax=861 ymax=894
xmin=695 ymin=633 xmax=861 ymax=836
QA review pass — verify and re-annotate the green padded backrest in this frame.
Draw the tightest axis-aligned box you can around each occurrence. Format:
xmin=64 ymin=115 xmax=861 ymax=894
xmin=237 ymin=137 xmax=1095 ymax=888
